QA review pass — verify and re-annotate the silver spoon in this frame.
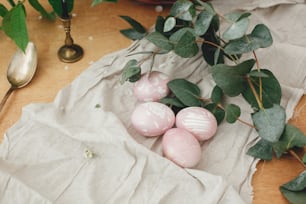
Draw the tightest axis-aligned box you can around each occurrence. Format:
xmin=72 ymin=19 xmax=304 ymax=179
xmin=0 ymin=42 xmax=38 ymax=113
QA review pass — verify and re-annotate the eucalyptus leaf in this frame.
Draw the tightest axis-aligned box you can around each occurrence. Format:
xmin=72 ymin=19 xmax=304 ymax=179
xmin=242 ymin=69 xmax=282 ymax=109
xmin=224 ymin=12 xmax=251 ymax=22
xmin=211 ymin=85 xmax=223 ymax=104
xmin=204 ymin=103 xmax=225 ymax=125
xmin=164 ymin=16 xmax=176 ymax=32
xmin=146 ymin=32 xmax=173 ymax=51
xmin=273 ymin=124 xmax=306 ymax=158
xmin=222 ymin=17 xmax=250 ymax=40
xmin=170 ymin=0 xmax=196 ymax=21
xmin=169 ymin=27 xmax=195 ymax=42
xmin=120 ymin=28 xmax=146 ymax=40
xmin=225 ymin=104 xmax=241 ymax=123
xmin=2 ymin=4 xmax=28 ymax=52
xmin=120 ymin=59 xmax=141 ymax=83
xmin=155 ymin=16 xmax=165 ymax=34
xmin=280 ymin=171 xmax=306 ymax=204
xmin=252 ymin=104 xmax=286 ymax=143
xmin=195 ymin=0 xmax=215 ymax=15
xmin=159 ymin=97 xmax=185 ymax=108
xmin=120 ymin=16 xmax=146 ymax=34
xmin=167 ymin=79 xmax=202 ymax=107
xmin=0 ymin=4 xmax=8 ymax=17
xmin=201 ymin=27 xmax=223 ymax=65
xmin=194 ymin=10 xmax=214 ymax=36
xmin=173 ymin=30 xmax=199 ymax=58
xmin=224 ymin=24 xmax=273 ymax=55
xmin=303 ymin=154 xmax=306 ymax=164
xmin=211 ymin=59 xmax=255 ymax=97
xmin=247 ymin=139 xmax=273 ymax=160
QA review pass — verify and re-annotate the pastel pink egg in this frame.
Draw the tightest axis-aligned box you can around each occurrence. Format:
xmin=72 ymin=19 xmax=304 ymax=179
xmin=176 ymin=107 xmax=218 ymax=141
xmin=133 ymin=71 xmax=170 ymax=102
xmin=162 ymin=128 xmax=202 ymax=168
xmin=131 ymin=102 xmax=175 ymax=137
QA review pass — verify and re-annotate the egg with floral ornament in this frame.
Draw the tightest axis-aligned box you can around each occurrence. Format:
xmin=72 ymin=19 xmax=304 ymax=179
xmin=133 ymin=71 xmax=170 ymax=102
xmin=162 ymin=128 xmax=202 ymax=168
xmin=131 ymin=102 xmax=175 ymax=137
xmin=175 ymin=107 xmax=218 ymax=141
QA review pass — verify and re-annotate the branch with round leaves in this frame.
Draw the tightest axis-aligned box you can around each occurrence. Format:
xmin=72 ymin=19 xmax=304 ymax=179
xmin=120 ymin=0 xmax=306 ymax=202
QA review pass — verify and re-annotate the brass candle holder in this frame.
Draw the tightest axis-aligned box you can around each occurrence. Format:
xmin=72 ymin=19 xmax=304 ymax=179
xmin=58 ymin=16 xmax=84 ymax=63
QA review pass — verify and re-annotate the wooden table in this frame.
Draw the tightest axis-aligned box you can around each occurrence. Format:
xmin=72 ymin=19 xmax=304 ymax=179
xmin=0 ymin=0 xmax=305 ymax=203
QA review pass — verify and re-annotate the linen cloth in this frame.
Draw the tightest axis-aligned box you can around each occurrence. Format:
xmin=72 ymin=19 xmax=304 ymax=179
xmin=0 ymin=1 xmax=306 ymax=203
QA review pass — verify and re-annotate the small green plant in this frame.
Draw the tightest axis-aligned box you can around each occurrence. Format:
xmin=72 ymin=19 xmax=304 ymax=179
xmin=120 ymin=0 xmax=306 ymax=202
xmin=0 ymin=0 xmax=116 ymax=52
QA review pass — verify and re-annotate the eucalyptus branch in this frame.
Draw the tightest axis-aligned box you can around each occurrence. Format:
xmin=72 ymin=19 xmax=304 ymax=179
xmin=197 ymin=38 xmax=238 ymax=63
xmin=246 ymin=76 xmax=264 ymax=110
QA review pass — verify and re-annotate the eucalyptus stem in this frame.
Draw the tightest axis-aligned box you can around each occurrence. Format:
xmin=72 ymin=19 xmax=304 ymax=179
xmin=289 ymin=150 xmax=306 ymax=169
xmin=246 ymin=76 xmax=264 ymax=109
xmin=253 ymin=51 xmax=263 ymax=102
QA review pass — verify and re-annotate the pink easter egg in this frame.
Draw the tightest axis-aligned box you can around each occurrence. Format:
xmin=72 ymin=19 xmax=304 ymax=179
xmin=162 ymin=128 xmax=202 ymax=168
xmin=133 ymin=71 xmax=170 ymax=102
xmin=131 ymin=102 xmax=175 ymax=137
xmin=176 ymin=107 xmax=218 ymax=141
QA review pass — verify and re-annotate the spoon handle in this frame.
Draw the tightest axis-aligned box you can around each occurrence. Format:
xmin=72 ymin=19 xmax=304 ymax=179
xmin=0 ymin=86 xmax=15 ymax=113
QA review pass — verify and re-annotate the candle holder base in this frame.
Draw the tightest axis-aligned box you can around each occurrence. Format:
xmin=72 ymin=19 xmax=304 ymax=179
xmin=57 ymin=44 xmax=84 ymax=63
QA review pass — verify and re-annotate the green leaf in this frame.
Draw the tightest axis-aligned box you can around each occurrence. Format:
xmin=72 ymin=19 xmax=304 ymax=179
xmin=303 ymin=154 xmax=306 ymax=164
xmin=170 ymin=0 xmax=196 ymax=21
xmin=225 ymin=104 xmax=241 ymax=123
xmin=2 ymin=3 xmax=28 ymax=52
xmin=211 ymin=85 xmax=223 ymax=104
xmin=48 ymin=0 xmax=73 ymax=17
xmin=172 ymin=30 xmax=199 ymax=58
xmin=204 ymin=103 xmax=225 ymax=125
xmin=91 ymin=0 xmax=118 ymax=6
xmin=155 ymin=16 xmax=165 ymax=33
xmin=243 ymin=69 xmax=282 ymax=109
xmin=159 ymin=97 xmax=185 ymax=108
xmin=224 ymin=24 xmax=273 ymax=55
xmin=28 ymin=0 xmax=56 ymax=21
xmin=211 ymin=59 xmax=256 ymax=97
xmin=119 ymin=16 xmax=146 ymax=34
xmin=247 ymin=139 xmax=273 ymax=160
xmin=146 ymin=32 xmax=173 ymax=51
xmin=164 ymin=16 xmax=176 ymax=32
xmin=194 ymin=10 xmax=214 ymax=36
xmin=0 ymin=4 xmax=8 ymax=17
xmin=222 ymin=17 xmax=250 ymax=40
xmin=120 ymin=28 xmax=146 ymax=40
xmin=224 ymin=12 xmax=251 ymax=22
xmin=280 ymin=171 xmax=306 ymax=204
xmin=252 ymin=104 xmax=286 ymax=143
xmin=273 ymin=124 xmax=306 ymax=158
xmin=195 ymin=1 xmax=215 ymax=15
xmin=120 ymin=59 xmax=141 ymax=83
xmin=167 ymin=79 xmax=202 ymax=107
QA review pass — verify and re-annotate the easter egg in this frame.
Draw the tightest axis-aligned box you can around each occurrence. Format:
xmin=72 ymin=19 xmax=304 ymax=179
xmin=176 ymin=107 xmax=218 ymax=141
xmin=131 ymin=102 xmax=175 ymax=137
xmin=162 ymin=128 xmax=202 ymax=168
xmin=133 ymin=71 xmax=170 ymax=102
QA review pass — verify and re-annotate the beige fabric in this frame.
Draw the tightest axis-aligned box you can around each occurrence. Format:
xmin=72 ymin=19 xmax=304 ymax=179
xmin=0 ymin=1 xmax=306 ymax=204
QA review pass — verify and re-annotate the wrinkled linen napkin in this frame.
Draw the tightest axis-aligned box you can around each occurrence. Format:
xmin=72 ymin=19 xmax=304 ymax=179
xmin=0 ymin=1 xmax=306 ymax=204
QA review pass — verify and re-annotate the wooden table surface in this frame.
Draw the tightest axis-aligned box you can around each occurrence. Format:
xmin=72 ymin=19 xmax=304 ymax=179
xmin=0 ymin=0 xmax=305 ymax=203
